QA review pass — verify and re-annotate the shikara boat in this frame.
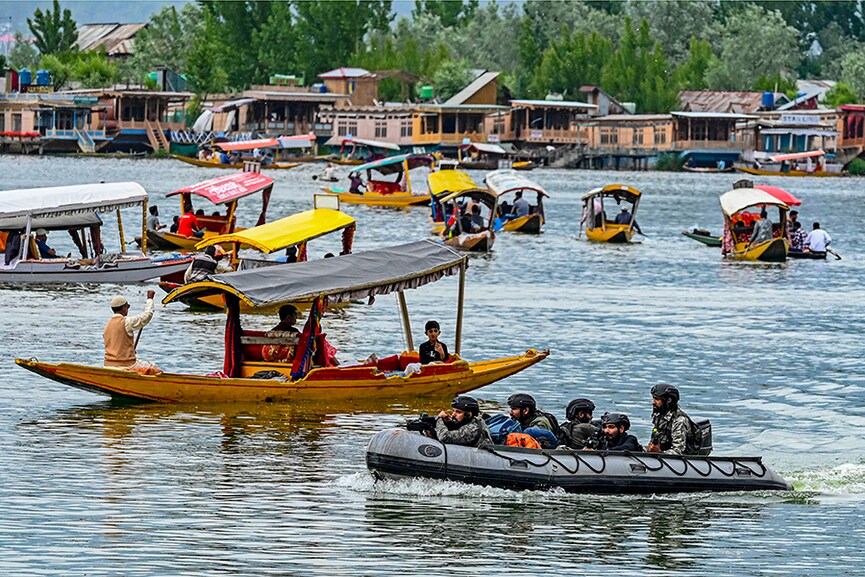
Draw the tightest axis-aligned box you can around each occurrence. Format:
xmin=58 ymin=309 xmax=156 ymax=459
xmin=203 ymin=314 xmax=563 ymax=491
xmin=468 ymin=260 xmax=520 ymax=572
xmin=367 ymin=429 xmax=792 ymax=494
xmin=788 ymin=250 xmax=827 ymax=260
xmin=0 ymin=182 xmax=191 ymax=283
xmin=720 ymin=187 xmax=789 ymax=262
xmin=512 ymin=160 xmax=536 ymax=171
xmin=683 ymin=165 xmax=734 ymax=173
xmin=17 ymin=240 xmax=548 ymax=403
xmin=458 ymin=142 xmax=506 ymax=170
xmin=143 ymin=171 xmax=275 ymax=251
xmin=324 ymin=136 xmax=401 ymax=166
xmin=161 ymin=195 xmax=357 ymax=313
xmin=682 ymin=228 xmax=721 ymax=247
xmin=735 ymin=150 xmax=844 ymax=177
xmin=485 ymin=169 xmax=548 ymax=234
xmin=428 ymin=170 xmax=497 ymax=252
xmin=580 ymin=184 xmax=642 ymax=243
xmin=171 ymin=137 xmax=301 ymax=170
xmin=321 ymin=153 xmax=434 ymax=207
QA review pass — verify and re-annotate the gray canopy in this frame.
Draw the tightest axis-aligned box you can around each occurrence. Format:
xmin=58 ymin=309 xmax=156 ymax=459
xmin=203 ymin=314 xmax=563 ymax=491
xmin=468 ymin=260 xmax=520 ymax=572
xmin=0 ymin=212 xmax=103 ymax=232
xmin=164 ymin=239 xmax=466 ymax=307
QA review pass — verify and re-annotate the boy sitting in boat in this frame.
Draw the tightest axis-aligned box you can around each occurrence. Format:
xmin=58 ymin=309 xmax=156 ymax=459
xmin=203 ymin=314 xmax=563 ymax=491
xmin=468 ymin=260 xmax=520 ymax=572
xmin=419 ymin=320 xmax=449 ymax=364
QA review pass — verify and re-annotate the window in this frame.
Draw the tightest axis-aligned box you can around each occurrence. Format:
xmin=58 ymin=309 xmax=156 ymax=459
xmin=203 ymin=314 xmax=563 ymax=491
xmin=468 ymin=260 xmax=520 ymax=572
xmin=492 ymin=118 xmax=505 ymax=135
xmin=337 ymin=121 xmax=348 ymax=136
xmin=654 ymin=129 xmax=667 ymax=145
xmin=634 ymin=128 xmax=644 ymax=145
xmin=12 ymin=113 xmax=22 ymax=132
xmin=400 ymin=120 xmax=412 ymax=138
xmin=600 ymin=128 xmax=618 ymax=145
xmin=375 ymin=121 xmax=387 ymax=138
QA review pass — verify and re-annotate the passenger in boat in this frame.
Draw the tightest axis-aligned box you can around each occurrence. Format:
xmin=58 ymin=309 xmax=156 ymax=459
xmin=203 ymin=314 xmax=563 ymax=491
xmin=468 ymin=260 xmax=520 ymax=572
xmin=614 ymin=206 xmax=642 ymax=234
xmin=558 ymin=398 xmax=599 ymax=450
xmin=749 ymin=209 xmax=773 ymax=245
xmin=103 ymin=291 xmax=159 ymax=371
xmin=460 ymin=204 xmax=484 ymax=233
xmin=322 ymin=162 xmax=337 ymax=181
xmin=34 ymin=229 xmax=59 ymax=259
xmin=197 ymin=148 xmax=208 ymax=161
xmin=271 ymin=304 xmax=299 ymax=334
xmin=275 ymin=245 xmax=298 ymax=263
xmin=498 ymin=200 xmax=511 ymax=220
xmin=4 ymin=230 xmax=21 ymax=266
xmin=348 ymin=173 xmax=366 ymax=194
xmin=184 ymin=245 xmax=224 ymax=284
xmin=805 ymin=222 xmax=831 ymax=254
xmin=169 ymin=216 xmax=180 ymax=233
xmin=177 ymin=209 xmax=204 ymax=238
xmin=788 ymin=210 xmax=799 ymax=228
xmin=589 ymin=412 xmax=642 ymax=452
xmin=512 ymin=190 xmax=530 ymax=217
xmin=507 ymin=393 xmax=558 ymax=448
xmin=147 ymin=206 xmax=166 ymax=231
xmin=790 ymin=221 xmax=808 ymax=252
xmin=419 ymin=320 xmax=449 ymax=364
xmin=434 ymin=396 xmax=493 ymax=448
xmin=648 ymin=384 xmax=699 ymax=455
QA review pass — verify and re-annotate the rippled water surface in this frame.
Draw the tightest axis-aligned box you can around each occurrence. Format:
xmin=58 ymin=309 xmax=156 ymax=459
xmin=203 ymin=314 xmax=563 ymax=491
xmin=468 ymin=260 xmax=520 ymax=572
xmin=1 ymin=156 xmax=864 ymax=575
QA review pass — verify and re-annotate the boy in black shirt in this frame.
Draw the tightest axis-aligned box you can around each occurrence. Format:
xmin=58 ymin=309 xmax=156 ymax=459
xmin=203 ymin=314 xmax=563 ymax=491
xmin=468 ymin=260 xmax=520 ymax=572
xmin=419 ymin=320 xmax=450 ymax=364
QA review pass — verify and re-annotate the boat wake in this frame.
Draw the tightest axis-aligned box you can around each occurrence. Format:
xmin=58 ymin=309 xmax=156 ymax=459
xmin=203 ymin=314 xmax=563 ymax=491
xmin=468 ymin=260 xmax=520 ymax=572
xmin=786 ymin=462 xmax=865 ymax=496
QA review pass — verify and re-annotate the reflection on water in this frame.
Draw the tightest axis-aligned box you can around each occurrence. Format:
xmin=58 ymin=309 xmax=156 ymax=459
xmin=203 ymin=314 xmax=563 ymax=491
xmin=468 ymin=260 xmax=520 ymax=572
xmin=1 ymin=158 xmax=864 ymax=574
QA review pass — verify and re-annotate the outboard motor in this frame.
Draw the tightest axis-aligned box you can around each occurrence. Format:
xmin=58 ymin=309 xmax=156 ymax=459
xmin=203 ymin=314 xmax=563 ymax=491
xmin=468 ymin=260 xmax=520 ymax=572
xmin=695 ymin=419 xmax=713 ymax=455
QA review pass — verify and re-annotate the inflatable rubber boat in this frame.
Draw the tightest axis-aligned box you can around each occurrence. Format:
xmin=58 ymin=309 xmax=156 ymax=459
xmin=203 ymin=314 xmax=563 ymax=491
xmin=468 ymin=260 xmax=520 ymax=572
xmin=366 ymin=429 xmax=792 ymax=494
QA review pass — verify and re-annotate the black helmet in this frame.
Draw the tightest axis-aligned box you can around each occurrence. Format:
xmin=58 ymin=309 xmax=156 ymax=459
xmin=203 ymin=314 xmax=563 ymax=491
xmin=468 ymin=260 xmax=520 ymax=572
xmin=507 ymin=393 xmax=536 ymax=410
xmin=566 ymin=398 xmax=595 ymax=421
xmin=601 ymin=412 xmax=630 ymax=431
xmin=651 ymin=383 xmax=680 ymax=403
xmin=451 ymin=395 xmax=479 ymax=416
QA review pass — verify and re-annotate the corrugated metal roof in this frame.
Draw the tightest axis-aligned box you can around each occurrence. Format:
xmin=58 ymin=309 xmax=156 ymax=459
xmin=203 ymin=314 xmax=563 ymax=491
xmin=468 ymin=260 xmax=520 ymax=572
xmin=76 ymin=23 xmax=145 ymax=55
xmin=678 ymin=90 xmax=787 ymax=114
xmin=445 ymin=71 xmax=499 ymax=105
xmin=510 ymin=99 xmax=597 ymax=110
xmin=319 ymin=67 xmax=373 ymax=79
xmin=595 ymin=114 xmax=672 ymax=122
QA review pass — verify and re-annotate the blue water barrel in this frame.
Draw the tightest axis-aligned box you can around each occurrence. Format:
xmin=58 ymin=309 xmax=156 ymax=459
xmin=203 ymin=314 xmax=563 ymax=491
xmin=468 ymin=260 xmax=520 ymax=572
xmin=761 ymin=91 xmax=774 ymax=108
xmin=19 ymin=68 xmax=32 ymax=86
xmin=36 ymin=69 xmax=50 ymax=86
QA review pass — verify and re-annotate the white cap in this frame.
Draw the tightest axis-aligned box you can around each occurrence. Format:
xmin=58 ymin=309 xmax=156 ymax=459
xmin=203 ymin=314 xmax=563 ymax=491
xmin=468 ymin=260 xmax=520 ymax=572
xmin=35 ymin=228 xmax=48 ymax=236
xmin=110 ymin=296 xmax=128 ymax=308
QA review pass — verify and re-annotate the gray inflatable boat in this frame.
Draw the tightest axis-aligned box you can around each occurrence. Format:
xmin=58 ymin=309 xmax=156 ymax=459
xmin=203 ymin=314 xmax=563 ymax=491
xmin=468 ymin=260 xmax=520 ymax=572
xmin=366 ymin=429 xmax=793 ymax=494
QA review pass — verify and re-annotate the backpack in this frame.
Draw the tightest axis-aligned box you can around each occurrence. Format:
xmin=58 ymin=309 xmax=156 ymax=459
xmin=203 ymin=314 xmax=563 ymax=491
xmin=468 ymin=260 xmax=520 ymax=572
xmin=484 ymin=414 xmax=522 ymax=445
xmin=537 ymin=410 xmax=561 ymax=437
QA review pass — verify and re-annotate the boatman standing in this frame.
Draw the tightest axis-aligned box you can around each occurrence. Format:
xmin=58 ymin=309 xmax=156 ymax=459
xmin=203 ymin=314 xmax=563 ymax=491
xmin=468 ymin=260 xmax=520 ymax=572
xmin=104 ymin=290 xmax=159 ymax=371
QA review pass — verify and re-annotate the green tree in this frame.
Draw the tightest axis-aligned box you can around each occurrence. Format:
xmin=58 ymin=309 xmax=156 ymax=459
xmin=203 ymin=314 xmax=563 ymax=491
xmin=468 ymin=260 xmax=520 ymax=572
xmin=626 ymin=0 xmax=715 ymax=64
xmin=125 ymin=4 xmax=203 ymax=81
xmin=840 ymin=50 xmax=865 ymax=100
xmin=823 ymin=81 xmax=858 ymax=107
xmin=8 ymin=32 xmax=39 ymax=69
xmin=672 ymin=38 xmax=714 ymax=90
xmin=187 ymin=9 xmax=228 ymax=96
xmin=27 ymin=0 xmax=78 ymax=55
xmin=432 ymin=59 xmax=473 ymax=101
xmin=412 ymin=0 xmax=478 ymax=28
xmin=447 ymin=2 xmax=522 ymax=73
xmin=37 ymin=54 xmax=73 ymax=90
xmin=704 ymin=4 xmax=799 ymax=90
xmin=70 ymin=49 xmax=119 ymax=88
xmin=255 ymin=0 xmax=297 ymax=80
xmin=200 ymin=0 xmax=276 ymax=89
xmin=530 ymin=28 xmax=612 ymax=98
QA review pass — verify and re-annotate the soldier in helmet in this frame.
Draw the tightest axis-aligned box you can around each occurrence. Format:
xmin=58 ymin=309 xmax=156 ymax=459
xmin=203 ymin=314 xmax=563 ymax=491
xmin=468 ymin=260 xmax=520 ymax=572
xmin=648 ymin=384 xmax=699 ymax=455
xmin=589 ymin=412 xmax=642 ymax=452
xmin=435 ymin=396 xmax=493 ymax=448
xmin=507 ymin=393 xmax=558 ymax=448
xmin=558 ymin=398 xmax=599 ymax=450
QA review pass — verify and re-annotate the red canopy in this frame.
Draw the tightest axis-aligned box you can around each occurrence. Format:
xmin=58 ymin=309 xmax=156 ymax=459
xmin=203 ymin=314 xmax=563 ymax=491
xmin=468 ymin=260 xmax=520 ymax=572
xmin=215 ymin=138 xmax=280 ymax=152
xmin=754 ymin=185 xmax=802 ymax=207
xmin=770 ymin=150 xmax=824 ymax=162
xmin=167 ymin=172 xmax=275 ymax=205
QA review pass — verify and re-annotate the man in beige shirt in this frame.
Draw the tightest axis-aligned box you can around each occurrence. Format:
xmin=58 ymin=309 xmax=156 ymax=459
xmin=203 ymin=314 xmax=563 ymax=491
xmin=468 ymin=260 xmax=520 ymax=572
xmin=103 ymin=290 xmax=158 ymax=370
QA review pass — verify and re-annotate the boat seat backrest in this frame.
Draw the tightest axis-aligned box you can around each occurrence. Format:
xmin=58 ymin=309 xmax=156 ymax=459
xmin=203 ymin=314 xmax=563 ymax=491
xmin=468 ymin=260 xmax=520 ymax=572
xmin=240 ymin=330 xmax=299 ymax=363
xmin=27 ymin=234 xmax=40 ymax=260
xmin=369 ymin=180 xmax=402 ymax=195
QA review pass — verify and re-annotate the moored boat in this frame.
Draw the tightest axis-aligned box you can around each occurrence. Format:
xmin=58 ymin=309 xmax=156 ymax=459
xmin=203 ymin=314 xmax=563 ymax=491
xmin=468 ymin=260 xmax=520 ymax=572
xmin=580 ymin=184 xmax=642 ymax=243
xmin=485 ymin=169 xmax=548 ymax=234
xmin=720 ymin=186 xmax=789 ymax=262
xmin=0 ymin=182 xmax=192 ymax=284
xmin=17 ymin=240 xmax=548 ymax=403
xmin=458 ymin=141 xmax=506 ymax=170
xmin=321 ymin=153 xmax=434 ymax=207
xmin=323 ymin=136 xmax=401 ymax=165
xmin=735 ymin=150 xmax=844 ymax=177
xmin=682 ymin=229 xmax=722 ymax=247
xmin=428 ymin=170 xmax=497 ymax=252
xmin=171 ymin=137 xmax=301 ymax=170
xmin=366 ymin=429 xmax=793 ymax=494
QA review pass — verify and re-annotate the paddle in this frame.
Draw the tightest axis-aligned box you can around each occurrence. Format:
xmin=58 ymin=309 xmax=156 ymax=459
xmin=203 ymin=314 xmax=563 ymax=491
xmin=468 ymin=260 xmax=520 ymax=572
xmin=134 ymin=289 xmax=156 ymax=351
xmin=311 ymin=175 xmax=318 ymax=180
xmin=827 ymin=247 xmax=842 ymax=260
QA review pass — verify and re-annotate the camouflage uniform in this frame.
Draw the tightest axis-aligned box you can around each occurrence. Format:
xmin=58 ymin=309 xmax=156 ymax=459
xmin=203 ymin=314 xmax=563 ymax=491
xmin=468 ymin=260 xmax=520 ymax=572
xmin=652 ymin=407 xmax=695 ymax=455
xmin=435 ymin=415 xmax=493 ymax=448
xmin=558 ymin=421 xmax=599 ymax=450
xmin=523 ymin=411 xmax=553 ymax=431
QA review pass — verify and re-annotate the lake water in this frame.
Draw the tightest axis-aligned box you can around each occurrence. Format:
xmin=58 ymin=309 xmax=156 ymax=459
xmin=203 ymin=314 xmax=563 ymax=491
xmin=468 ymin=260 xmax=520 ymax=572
xmin=1 ymin=157 xmax=863 ymax=575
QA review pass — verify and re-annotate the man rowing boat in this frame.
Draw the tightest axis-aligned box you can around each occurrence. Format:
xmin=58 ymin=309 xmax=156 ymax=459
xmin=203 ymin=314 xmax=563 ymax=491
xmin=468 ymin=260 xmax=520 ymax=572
xmin=103 ymin=291 xmax=160 ymax=372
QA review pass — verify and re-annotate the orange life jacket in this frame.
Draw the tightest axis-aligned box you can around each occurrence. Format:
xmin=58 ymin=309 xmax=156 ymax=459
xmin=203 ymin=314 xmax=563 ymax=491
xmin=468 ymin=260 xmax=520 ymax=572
xmin=506 ymin=433 xmax=541 ymax=449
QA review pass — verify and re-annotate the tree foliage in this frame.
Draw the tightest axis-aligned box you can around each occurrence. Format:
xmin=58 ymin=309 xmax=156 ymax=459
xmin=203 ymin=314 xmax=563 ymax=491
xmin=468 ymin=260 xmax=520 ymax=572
xmin=823 ymin=81 xmax=858 ymax=107
xmin=412 ymin=0 xmax=478 ymax=28
xmin=125 ymin=4 xmax=203 ymax=81
xmin=8 ymin=32 xmax=39 ymax=70
xmin=27 ymin=0 xmax=78 ymax=56
xmin=431 ymin=59 xmax=473 ymax=101
xmin=840 ymin=50 xmax=865 ymax=100
xmin=625 ymin=0 xmax=715 ymax=64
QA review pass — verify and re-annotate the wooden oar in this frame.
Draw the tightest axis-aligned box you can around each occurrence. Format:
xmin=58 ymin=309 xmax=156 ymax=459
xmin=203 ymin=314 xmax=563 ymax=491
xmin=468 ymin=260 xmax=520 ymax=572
xmin=827 ymin=248 xmax=842 ymax=260
xmin=134 ymin=328 xmax=143 ymax=350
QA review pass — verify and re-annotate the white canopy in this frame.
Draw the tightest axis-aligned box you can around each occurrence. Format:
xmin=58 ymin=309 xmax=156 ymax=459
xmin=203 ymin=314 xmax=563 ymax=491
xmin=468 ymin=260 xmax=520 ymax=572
xmin=485 ymin=169 xmax=549 ymax=198
xmin=0 ymin=182 xmax=148 ymax=220
xmin=719 ymin=188 xmax=788 ymax=216
xmin=464 ymin=142 xmax=507 ymax=155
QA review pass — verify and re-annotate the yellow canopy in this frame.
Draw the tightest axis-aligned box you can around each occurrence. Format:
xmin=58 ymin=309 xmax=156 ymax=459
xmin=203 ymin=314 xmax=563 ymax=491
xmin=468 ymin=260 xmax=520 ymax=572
xmin=428 ymin=170 xmax=495 ymax=204
xmin=581 ymin=184 xmax=642 ymax=201
xmin=195 ymin=209 xmax=355 ymax=254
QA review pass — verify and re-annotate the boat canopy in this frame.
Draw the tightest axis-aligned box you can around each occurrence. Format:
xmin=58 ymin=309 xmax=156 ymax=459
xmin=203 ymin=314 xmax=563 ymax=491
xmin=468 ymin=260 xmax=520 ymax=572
xmin=485 ymin=169 xmax=549 ymax=198
xmin=325 ymin=136 xmax=401 ymax=151
xmin=164 ymin=239 xmax=465 ymax=308
xmin=278 ymin=133 xmax=316 ymax=149
xmin=428 ymin=170 xmax=493 ymax=204
xmin=0 ymin=182 xmax=147 ymax=219
xmin=0 ymin=211 xmax=103 ymax=232
xmin=215 ymin=138 xmax=280 ymax=152
xmin=351 ymin=153 xmax=435 ymax=176
xmin=754 ymin=185 xmax=802 ymax=207
xmin=195 ymin=209 xmax=355 ymax=254
xmin=720 ymin=188 xmax=789 ymax=216
xmin=460 ymin=142 xmax=507 ymax=155
xmin=770 ymin=150 xmax=825 ymax=162
xmin=167 ymin=172 xmax=274 ymax=205
xmin=581 ymin=184 xmax=641 ymax=203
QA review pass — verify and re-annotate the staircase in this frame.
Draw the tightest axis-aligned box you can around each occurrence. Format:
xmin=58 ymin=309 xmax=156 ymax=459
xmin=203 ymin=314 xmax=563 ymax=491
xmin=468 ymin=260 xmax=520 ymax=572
xmin=144 ymin=120 xmax=170 ymax=152
xmin=74 ymin=128 xmax=95 ymax=153
xmin=549 ymin=144 xmax=585 ymax=168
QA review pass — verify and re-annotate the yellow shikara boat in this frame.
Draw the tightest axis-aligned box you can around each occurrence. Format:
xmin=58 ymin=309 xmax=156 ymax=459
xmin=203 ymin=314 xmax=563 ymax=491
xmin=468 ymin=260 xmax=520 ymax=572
xmin=719 ymin=186 xmax=789 ymax=262
xmin=162 ymin=195 xmax=357 ymax=313
xmin=734 ymin=150 xmax=844 ymax=178
xmin=17 ymin=240 xmax=548 ymax=403
xmin=171 ymin=155 xmax=301 ymax=171
xmin=321 ymin=153 xmax=434 ymax=208
xmin=485 ymin=169 xmax=548 ymax=234
xmin=171 ymin=137 xmax=301 ymax=170
xmin=581 ymin=184 xmax=643 ymax=243
xmin=144 ymin=171 xmax=276 ymax=251
xmin=428 ymin=170 xmax=497 ymax=252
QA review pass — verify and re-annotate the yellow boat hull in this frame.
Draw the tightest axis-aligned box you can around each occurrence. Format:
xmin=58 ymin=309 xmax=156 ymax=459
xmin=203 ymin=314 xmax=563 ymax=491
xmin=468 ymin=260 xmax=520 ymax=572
xmin=321 ymin=189 xmax=429 ymax=207
xmin=585 ymin=223 xmax=634 ymax=243
xmin=16 ymin=349 xmax=549 ymax=403
xmin=171 ymin=155 xmax=300 ymax=170
xmin=726 ymin=237 xmax=788 ymax=262
xmin=735 ymin=166 xmax=841 ymax=178
xmin=501 ymin=214 xmax=543 ymax=234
